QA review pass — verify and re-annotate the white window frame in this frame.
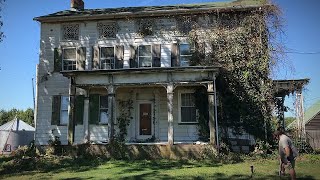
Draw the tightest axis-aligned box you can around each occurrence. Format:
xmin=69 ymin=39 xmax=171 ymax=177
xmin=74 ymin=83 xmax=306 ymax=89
xmin=99 ymin=95 xmax=109 ymax=124
xmin=178 ymin=90 xmax=198 ymax=124
xmin=60 ymin=96 xmax=69 ymax=125
xmin=99 ymin=46 xmax=115 ymax=70
xmin=138 ymin=44 xmax=152 ymax=68
xmin=62 ymin=47 xmax=77 ymax=71
xmin=179 ymin=43 xmax=193 ymax=67
xmin=61 ymin=24 xmax=80 ymax=41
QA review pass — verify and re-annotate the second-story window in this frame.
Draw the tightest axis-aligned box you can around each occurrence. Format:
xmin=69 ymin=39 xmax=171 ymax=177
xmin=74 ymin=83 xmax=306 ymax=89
xmin=62 ymin=24 xmax=79 ymax=40
xmin=62 ymin=48 xmax=77 ymax=70
xmin=180 ymin=44 xmax=193 ymax=66
xmin=138 ymin=45 xmax=152 ymax=67
xmin=100 ymin=47 xmax=115 ymax=69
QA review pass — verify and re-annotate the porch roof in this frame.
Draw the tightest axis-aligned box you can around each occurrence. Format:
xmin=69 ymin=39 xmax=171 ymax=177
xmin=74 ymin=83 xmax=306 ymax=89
xmin=272 ymin=78 xmax=310 ymax=97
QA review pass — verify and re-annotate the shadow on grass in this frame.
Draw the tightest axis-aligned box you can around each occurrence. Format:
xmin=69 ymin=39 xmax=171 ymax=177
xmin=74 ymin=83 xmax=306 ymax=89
xmin=0 ymin=156 xmax=318 ymax=180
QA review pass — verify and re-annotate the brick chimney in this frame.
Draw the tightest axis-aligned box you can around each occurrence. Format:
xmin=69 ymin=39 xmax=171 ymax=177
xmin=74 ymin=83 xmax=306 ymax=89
xmin=71 ymin=0 xmax=84 ymax=11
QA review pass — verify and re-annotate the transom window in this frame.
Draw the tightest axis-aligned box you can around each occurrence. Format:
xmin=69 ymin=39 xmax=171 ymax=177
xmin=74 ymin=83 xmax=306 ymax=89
xmin=100 ymin=47 xmax=115 ymax=69
xmin=62 ymin=48 xmax=77 ymax=70
xmin=99 ymin=96 xmax=108 ymax=124
xmin=180 ymin=44 xmax=193 ymax=67
xmin=138 ymin=45 xmax=152 ymax=67
xmin=60 ymin=96 xmax=69 ymax=125
xmin=97 ymin=22 xmax=118 ymax=39
xmin=62 ymin=24 xmax=79 ymax=40
xmin=180 ymin=93 xmax=197 ymax=123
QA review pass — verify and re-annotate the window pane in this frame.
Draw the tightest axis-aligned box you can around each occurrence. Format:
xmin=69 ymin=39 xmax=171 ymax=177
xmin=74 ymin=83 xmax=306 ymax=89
xmin=180 ymin=44 xmax=190 ymax=55
xmin=63 ymin=48 xmax=76 ymax=59
xmin=60 ymin=111 xmax=69 ymax=125
xmin=181 ymin=93 xmax=195 ymax=106
xmin=180 ymin=56 xmax=191 ymax=67
xmin=100 ymin=96 xmax=108 ymax=109
xmin=181 ymin=107 xmax=196 ymax=122
xmin=61 ymin=96 xmax=69 ymax=110
xmin=101 ymin=47 xmax=114 ymax=58
xmin=100 ymin=58 xmax=114 ymax=69
xmin=100 ymin=109 xmax=108 ymax=124
xmin=139 ymin=57 xmax=152 ymax=67
xmin=139 ymin=45 xmax=151 ymax=56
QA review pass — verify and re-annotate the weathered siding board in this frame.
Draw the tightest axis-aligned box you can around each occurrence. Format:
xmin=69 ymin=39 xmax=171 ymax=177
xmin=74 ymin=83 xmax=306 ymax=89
xmin=306 ymin=130 xmax=320 ymax=150
xmin=89 ymin=125 xmax=109 ymax=142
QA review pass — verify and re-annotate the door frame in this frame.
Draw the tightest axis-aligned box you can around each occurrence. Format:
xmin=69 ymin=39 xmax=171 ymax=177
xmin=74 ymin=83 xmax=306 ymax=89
xmin=136 ymin=100 xmax=154 ymax=140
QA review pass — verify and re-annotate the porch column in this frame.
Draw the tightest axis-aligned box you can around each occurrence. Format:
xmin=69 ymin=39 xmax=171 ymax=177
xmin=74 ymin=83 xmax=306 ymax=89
xmin=68 ymin=77 xmax=76 ymax=145
xmin=207 ymin=82 xmax=216 ymax=145
xmin=83 ymin=91 xmax=90 ymax=142
xmin=108 ymin=85 xmax=115 ymax=142
xmin=167 ymin=83 xmax=174 ymax=145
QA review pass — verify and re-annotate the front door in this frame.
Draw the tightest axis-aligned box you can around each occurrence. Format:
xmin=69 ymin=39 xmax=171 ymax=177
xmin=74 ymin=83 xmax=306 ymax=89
xmin=138 ymin=102 xmax=152 ymax=139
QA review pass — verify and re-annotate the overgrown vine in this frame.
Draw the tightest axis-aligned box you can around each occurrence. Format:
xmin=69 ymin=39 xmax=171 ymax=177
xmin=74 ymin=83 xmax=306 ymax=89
xmin=116 ymin=99 xmax=133 ymax=142
xmin=185 ymin=1 xmax=283 ymax=143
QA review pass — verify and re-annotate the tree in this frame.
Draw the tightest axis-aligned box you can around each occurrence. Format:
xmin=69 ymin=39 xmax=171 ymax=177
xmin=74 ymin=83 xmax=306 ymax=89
xmin=0 ymin=108 xmax=34 ymax=127
xmin=0 ymin=0 xmax=5 ymax=42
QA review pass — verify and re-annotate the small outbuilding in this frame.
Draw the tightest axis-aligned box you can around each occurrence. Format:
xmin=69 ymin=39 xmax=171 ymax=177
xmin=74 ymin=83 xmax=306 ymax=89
xmin=304 ymin=100 xmax=320 ymax=150
xmin=0 ymin=118 xmax=35 ymax=154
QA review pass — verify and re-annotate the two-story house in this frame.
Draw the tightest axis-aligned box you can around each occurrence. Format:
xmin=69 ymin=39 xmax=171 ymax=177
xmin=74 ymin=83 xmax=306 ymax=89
xmin=33 ymin=0 xmax=269 ymax=147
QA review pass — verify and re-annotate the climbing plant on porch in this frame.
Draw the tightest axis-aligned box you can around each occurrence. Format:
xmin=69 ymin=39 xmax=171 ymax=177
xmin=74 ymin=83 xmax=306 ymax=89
xmin=116 ymin=99 xmax=133 ymax=142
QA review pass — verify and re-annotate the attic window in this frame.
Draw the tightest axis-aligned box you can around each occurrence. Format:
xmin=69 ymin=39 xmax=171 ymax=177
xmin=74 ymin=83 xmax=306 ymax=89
xmin=97 ymin=22 xmax=118 ymax=39
xmin=138 ymin=19 xmax=154 ymax=36
xmin=176 ymin=16 xmax=194 ymax=35
xmin=62 ymin=24 xmax=79 ymax=40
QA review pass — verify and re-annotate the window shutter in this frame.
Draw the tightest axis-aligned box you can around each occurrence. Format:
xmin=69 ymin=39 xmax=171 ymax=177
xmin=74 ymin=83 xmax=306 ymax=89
xmin=77 ymin=47 xmax=86 ymax=70
xmin=89 ymin=94 xmax=99 ymax=124
xmin=54 ymin=48 xmax=62 ymax=72
xmin=152 ymin=44 xmax=161 ymax=67
xmin=52 ymin=95 xmax=61 ymax=125
xmin=92 ymin=46 xmax=100 ymax=70
xmin=75 ymin=95 xmax=84 ymax=125
xmin=115 ymin=45 xmax=124 ymax=69
xmin=171 ymin=43 xmax=179 ymax=67
xmin=129 ymin=45 xmax=138 ymax=68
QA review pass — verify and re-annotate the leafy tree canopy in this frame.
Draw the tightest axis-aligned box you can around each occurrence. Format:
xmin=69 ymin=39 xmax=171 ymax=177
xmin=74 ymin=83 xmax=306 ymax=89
xmin=0 ymin=108 xmax=34 ymax=127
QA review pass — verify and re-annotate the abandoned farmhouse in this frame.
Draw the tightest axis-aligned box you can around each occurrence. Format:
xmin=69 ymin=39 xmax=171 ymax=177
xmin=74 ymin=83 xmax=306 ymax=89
xmin=33 ymin=0 xmax=277 ymax=152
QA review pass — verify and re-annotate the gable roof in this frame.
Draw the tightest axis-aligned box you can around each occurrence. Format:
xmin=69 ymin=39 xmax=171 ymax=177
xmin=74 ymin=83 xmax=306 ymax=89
xmin=0 ymin=118 xmax=35 ymax=131
xmin=34 ymin=0 xmax=270 ymax=23
xmin=287 ymin=100 xmax=320 ymax=129
xmin=304 ymin=100 xmax=320 ymax=125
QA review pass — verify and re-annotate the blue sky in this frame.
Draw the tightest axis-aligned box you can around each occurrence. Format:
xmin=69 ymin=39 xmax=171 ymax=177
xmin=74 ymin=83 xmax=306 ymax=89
xmin=0 ymin=0 xmax=319 ymax=117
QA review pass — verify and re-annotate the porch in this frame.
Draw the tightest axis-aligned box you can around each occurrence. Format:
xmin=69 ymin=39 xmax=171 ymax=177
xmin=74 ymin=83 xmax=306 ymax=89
xmin=61 ymin=66 xmax=220 ymax=146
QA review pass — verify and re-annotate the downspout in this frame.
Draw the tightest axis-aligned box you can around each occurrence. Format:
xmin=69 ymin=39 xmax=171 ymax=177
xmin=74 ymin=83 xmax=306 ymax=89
xmin=213 ymin=76 xmax=219 ymax=152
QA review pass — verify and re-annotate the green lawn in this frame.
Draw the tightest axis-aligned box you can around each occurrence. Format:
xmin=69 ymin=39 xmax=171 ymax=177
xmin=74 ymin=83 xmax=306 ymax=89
xmin=1 ymin=154 xmax=319 ymax=179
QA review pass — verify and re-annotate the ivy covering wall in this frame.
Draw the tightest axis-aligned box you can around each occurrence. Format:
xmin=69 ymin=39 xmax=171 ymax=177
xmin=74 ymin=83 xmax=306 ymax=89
xmin=187 ymin=3 xmax=281 ymax=142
